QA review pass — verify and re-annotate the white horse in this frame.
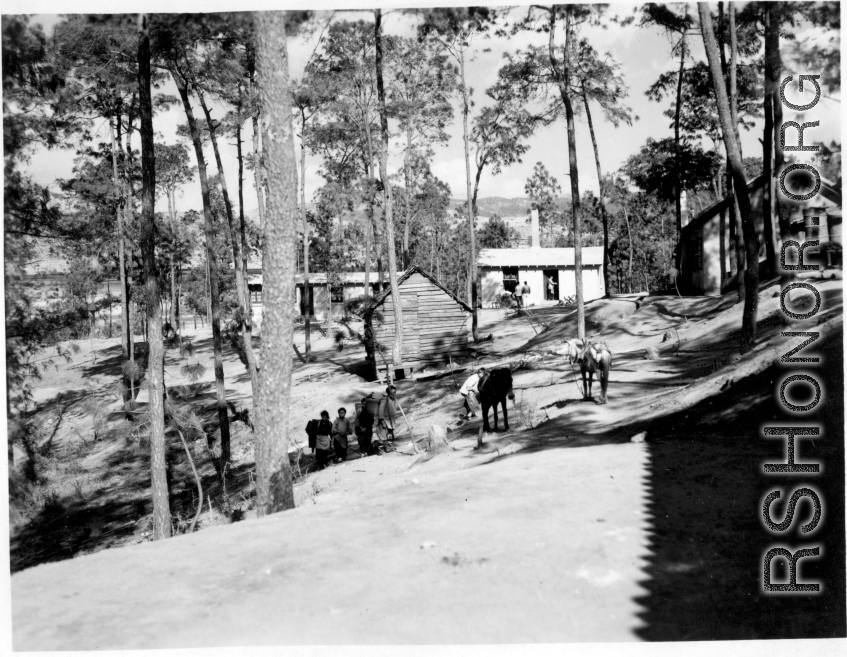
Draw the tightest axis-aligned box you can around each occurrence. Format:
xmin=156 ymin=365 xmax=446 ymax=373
xmin=555 ymin=338 xmax=612 ymax=404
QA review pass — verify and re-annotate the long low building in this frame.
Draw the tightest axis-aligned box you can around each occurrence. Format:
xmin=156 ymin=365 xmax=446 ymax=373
xmin=291 ymin=271 xmax=399 ymax=320
xmin=478 ymin=209 xmax=606 ymax=307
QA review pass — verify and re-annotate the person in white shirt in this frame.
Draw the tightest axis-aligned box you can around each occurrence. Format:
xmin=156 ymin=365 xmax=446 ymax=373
xmin=459 ymin=368 xmax=486 ymax=418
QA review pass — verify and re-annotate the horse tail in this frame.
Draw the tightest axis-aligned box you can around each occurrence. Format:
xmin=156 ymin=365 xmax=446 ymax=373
xmin=601 ymin=352 xmax=611 ymax=401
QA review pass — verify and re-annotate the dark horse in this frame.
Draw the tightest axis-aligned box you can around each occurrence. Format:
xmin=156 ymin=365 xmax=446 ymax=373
xmin=477 ymin=368 xmax=516 ymax=432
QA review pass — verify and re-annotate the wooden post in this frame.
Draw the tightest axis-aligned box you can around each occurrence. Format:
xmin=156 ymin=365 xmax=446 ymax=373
xmin=394 ymin=398 xmax=420 ymax=454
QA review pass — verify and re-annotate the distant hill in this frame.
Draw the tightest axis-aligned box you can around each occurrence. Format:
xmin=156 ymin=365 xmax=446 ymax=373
xmin=449 ymin=196 xmax=570 ymax=217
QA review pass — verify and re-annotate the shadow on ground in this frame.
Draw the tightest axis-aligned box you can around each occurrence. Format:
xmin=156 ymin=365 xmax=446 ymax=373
xmin=631 ymin=328 xmax=846 ymax=640
xmin=465 ymin=325 xmax=846 ymax=641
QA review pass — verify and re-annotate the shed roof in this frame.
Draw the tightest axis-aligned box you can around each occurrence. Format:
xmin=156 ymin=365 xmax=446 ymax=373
xmin=478 ymin=246 xmax=605 ymax=268
xmin=362 ymin=265 xmax=472 ymax=318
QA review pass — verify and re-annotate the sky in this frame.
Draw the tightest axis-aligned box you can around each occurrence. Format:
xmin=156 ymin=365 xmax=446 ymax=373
xmin=15 ymin=2 xmax=843 ymax=217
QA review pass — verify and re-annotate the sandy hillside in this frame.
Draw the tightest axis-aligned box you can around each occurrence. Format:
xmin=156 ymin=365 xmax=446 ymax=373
xmin=10 ymin=277 xmax=845 ymax=646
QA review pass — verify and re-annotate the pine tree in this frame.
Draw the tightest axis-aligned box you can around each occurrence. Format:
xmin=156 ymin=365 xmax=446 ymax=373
xmin=374 ymin=9 xmax=404 ymax=373
xmin=137 ymin=12 xmax=170 ymax=539
xmin=152 ymin=15 xmax=233 ymax=466
xmin=252 ymin=9 xmax=298 ymax=514
xmin=699 ymin=2 xmax=759 ymax=353
xmin=419 ymin=8 xmax=498 ymax=343
xmin=154 ymin=143 xmax=194 ymax=344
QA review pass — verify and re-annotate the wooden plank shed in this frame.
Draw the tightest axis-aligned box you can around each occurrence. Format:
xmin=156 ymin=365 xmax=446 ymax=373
xmin=362 ymin=265 xmax=471 ymax=378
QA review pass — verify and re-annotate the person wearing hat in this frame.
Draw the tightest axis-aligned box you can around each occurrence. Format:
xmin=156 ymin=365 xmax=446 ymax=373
xmin=377 ymin=385 xmax=398 ymax=450
xmin=459 ymin=367 xmax=485 ymax=419
xmin=314 ymin=410 xmax=333 ymax=469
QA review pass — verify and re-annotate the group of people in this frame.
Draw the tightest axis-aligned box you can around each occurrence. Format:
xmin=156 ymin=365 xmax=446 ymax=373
xmin=305 ymin=385 xmax=400 ymax=469
xmin=501 ymin=279 xmax=561 ymax=307
xmin=500 ymin=281 xmax=533 ymax=309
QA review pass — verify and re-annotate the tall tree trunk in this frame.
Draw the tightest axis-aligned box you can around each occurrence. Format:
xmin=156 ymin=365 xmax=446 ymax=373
xmin=236 ymin=113 xmax=257 ymax=380
xmin=167 ymin=190 xmax=180 ymax=343
xmin=716 ymin=8 xmax=746 ymax=302
xmin=763 ymin=3 xmax=782 ymax=273
xmin=325 ymin=227 xmax=334 ymax=330
xmin=364 ymin=211 xmax=372 ymax=297
xmin=363 ymin=115 xmax=383 ymax=292
xmin=728 ymin=3 xmax=742 ymax=154
xmin=374 ymin=214 xmax=384 ymax=291
xmin=359 ymin=157 xmax=372 ymax=300
xmin=107 ymin=278 xmax=112 ymax=337
xmin=458 ymin=45 xmax=480 ymax=342
xmin=727 ymin=162 xmax=746 ymax=301
xmin=471 ymin=155 xmax=485 ymax=222
xmin=549 ymin=7 xmax=585 ymax=339
xmin=673 ymin=38 xmax=686 ymax=266
xmin=700 ymin=2 xmax=759 ymax=353
xmin=137 ymin=13 xmax=170 ymax=539
xmin=430 ymin=226 xmax=436 ymax=273
xmin=198 ymin=92 xmax=259 ymax=394
xmin=299 ymin=111 xmax=312 ymax=359
xmin=247 ymin=45 xmax=267 ymax=229
xmin=726 ymin=6 xmax=749 ymax=294
xmin=117 ymin=116 xmax=137 ymax=370
xmin=253 ymin=10 xmax=296 ymax=514
xmin=403 ymin=126 xmax=413 ymax=270
xmin=173 ymin=73 xmax=232 ymax=466
xmin=716 ymin=9 xmax=745 ymax=301
xmin=582 ymin=85 xmax=611 ymax=298
xmin=714 ymin=177 xmax=728 ymax=283
xmin=251 ymin=116 xmax=266 ymax=219
xmin=205 ymin=256 xmax=211 ymax=323
xmin=623 ymin=206 xmax=633 ymax=294
xmin=375 ymin=9 xmax=404 ymax=369
xmin=109 ymin=118 xmax=133 ymax=417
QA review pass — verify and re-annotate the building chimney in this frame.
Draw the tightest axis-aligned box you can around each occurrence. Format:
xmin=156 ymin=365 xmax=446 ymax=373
xmin=531 ymin=208 xmax=540 ymax=247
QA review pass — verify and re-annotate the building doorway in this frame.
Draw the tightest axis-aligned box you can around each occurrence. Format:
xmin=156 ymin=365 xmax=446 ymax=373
xmin=502 ymin=267 xmax=518 ymax=294
xmin=543 ymin=269 xmax=558 ymax=300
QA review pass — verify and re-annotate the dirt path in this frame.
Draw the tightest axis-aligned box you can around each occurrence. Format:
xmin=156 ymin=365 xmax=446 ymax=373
xmin=11 ymin=278 xmax=844 ymax=646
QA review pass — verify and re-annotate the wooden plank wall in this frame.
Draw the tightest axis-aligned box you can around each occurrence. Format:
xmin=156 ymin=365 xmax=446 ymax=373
xmin=373 ymin=273 xmax=469 ymax=368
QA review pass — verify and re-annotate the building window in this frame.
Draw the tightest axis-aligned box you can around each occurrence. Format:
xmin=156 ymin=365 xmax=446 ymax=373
xmin=331 ymin=284 xmax=344 ymax=303
xmin=250 ymin=287 xmax=262 ymax=304
xmin=502 ymin=267 xmax=518 ymax=294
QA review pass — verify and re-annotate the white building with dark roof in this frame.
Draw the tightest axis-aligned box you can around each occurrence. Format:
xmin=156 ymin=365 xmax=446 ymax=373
xmin=478 ymin=209 xmax=606 ymax=307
